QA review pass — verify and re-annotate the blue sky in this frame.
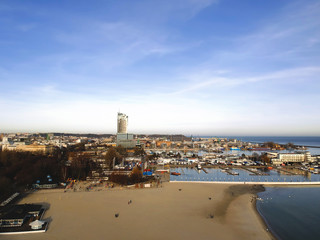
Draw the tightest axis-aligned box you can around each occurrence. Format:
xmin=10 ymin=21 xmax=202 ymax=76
xmin=0 ymin=0 xmax=319 ymax=135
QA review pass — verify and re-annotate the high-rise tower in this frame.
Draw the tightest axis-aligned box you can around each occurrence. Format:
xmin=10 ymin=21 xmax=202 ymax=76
xmin=117 ymin=112 xmax=128 ymax=134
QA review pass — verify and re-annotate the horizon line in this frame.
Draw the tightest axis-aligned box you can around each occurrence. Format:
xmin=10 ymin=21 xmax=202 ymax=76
xmin=1 ymin=132 xmax=320 ymax=137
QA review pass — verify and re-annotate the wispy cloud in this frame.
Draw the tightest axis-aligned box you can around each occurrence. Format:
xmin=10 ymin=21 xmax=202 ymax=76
xmin=234 ymin=1 xmax=320 ymax=60
xmin=172 ymin=0 xmax=320 ymax=96
xmin=123 ymin=0 xmax=218 ymax=23
xmin=1 ymin=0 xmax=319 ymax=135
xmin=172 ymin=66 xmax=320 ymax=95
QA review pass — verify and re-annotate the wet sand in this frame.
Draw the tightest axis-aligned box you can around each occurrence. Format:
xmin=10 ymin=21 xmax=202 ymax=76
xmin=3 ymin=183 xmax=274 ymax=240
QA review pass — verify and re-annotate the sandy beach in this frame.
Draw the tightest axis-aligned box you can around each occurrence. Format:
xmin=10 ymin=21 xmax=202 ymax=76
xmin=3 ymin=183 xmax=274 ymax=240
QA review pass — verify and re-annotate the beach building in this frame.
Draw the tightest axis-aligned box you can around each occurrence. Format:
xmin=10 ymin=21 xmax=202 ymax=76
xmin=0 ymin=204 xmax=43 ymax=228
xmin=32 ymin=181 xmax=58 ymax=189
xmin=29 ymin=220 xmax=45 ymax=230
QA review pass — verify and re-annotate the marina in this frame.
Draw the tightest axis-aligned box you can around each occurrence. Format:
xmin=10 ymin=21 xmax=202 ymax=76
xmin=169 ymin=167 xmax=320 ymax=183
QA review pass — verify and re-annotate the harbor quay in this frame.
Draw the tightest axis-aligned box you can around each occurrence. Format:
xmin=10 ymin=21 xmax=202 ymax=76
xmin=167 ymin=165 xmax=320 ymax=183
xmin=170 ymin=180 xmax=320 ymax=185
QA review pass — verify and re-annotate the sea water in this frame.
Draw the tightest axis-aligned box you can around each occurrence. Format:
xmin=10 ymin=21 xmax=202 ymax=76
xmin=170 ymin=168 xmax=320 ymax=183
xmin=198 ymin=136 xmax=320 ymax=155
xmin=234 ymin=136 xmax=320 ymax=155
xmin=257 ymin=187 xmax=320 ymax=240
xmin=227 ymin=136 xmax=320 ymax=147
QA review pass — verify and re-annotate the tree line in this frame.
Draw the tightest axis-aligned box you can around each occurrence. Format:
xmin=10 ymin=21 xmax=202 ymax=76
xmin=0 ymin=149 xmax=62 ymax=199
xmin=0 ymin=144 xmax=94 ymax=199
xmin=0 ymin=144 xmax=150 ymax=200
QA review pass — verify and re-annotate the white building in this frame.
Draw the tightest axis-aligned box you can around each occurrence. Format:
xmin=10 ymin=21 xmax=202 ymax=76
xmin=117 ymin=112 xmax=128 ymax=134
xmin=272 ymin=152 xmax=310 ymax=165
xmin=116 ymin=112 xmax=136 ymax=148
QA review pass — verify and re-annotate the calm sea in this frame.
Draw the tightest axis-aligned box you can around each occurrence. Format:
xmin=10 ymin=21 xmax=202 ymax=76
xmin=229 ymin=136 xmax=320 ymax=147
xmin=199 ymin=136 xmax=320 ymax=155
xmin=257 ymin=187 xmax=320 ymax=240
xmin=200 ymin=136 xmax=320 ymax=146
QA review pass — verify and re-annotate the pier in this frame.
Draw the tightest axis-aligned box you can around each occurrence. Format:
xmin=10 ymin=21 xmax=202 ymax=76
xmin=202 ymin=168 xmax=208 ymax=174
xmin=219 ymin=166 xmax=239 ymax=176
xmin=296 ymin=145 xmax=320 ymax=149
xmin=276 ymin=168 xmax=298 ymax=176
xmin=241 ymin=167 xmax=269 ymax=176
xmin=170 ymin=181 xmax=320 ymax=185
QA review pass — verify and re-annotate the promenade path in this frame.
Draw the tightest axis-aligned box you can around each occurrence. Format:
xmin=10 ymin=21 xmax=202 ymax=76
xmin=170 ymin=181 xmax=320 ymax=185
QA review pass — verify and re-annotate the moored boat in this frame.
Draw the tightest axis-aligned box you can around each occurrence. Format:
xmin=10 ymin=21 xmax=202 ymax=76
xmin=155 ymin=169 xmax=170 ymax=173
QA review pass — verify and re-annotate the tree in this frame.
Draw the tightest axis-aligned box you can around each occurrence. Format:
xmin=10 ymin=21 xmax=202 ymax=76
xmin=260 ymin=153 xmax=271 ymax=164
xmin=105 ymin=147 xmax=121 ymax=169
xmin=115 ymin=146 xmax=127 ymax=157
xmin=263 ymin=142 xmax=277 ymax=149
xmin=130 ymin=166 xmax=142 ymax=183
xmin=0 ymin=149 xmax=63 ymax=197
xmin=70 ymin=154 xmax=90 ymax=180
xmin=109 ymin=173 xmax=128 ymax=185
xmin=251 ymin=152 xmax=259 ymax=161
xmin=285 ymin=142 xmax=295 ymax=149
xmin=146 ymin=153 xmax=156 ymax=161
xmin=0 ymin=176 xmax=13 ymax=196
xmin=133 ymin=147 xmax=145 ymax=157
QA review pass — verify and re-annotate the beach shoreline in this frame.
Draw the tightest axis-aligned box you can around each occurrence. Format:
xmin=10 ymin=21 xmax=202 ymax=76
xmin=255 ymin=198 xmax=279 ymax=240
xmin=4 ymin=182 xmax=275 ymax=240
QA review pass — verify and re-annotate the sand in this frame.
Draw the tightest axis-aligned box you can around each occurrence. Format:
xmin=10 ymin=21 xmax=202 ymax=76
xmin=2 ymin=183 xmax=274 ymax=240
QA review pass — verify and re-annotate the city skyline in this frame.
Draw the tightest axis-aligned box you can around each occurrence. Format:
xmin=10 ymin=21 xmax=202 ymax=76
xmin=1 ymin=0 xmax=320 ymax=136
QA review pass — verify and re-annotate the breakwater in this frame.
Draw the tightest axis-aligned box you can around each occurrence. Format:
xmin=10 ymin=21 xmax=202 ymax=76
xmin=170 ymin=181 xmax=320 ymax=185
